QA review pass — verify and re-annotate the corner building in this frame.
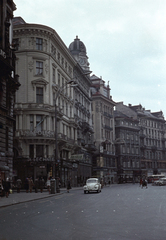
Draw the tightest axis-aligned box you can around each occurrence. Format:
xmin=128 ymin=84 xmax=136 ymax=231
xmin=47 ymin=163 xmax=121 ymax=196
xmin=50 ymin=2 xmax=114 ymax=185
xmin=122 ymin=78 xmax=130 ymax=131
xmin=13 ymin=18 xmax=79 ymax=186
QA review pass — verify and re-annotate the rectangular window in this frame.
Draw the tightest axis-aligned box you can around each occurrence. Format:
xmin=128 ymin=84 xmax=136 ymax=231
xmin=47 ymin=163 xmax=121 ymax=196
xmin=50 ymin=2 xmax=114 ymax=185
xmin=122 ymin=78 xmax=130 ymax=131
xmin=36 ymin=87 xmax=43 ymax=103
xmin=53 ymin=68 xmax=55 ymax=82
xmin=36 ymin=115 xmax=43 ymax=131
xmin=58 ymin=73 xmax=60 ymax=85
xmin=6 ymin=127 xmax=8 ymax=151
xmin=29 ymin=145 xmax=34 ymax=158
xmin=66 ymin=103 xmax=68 ymax=116
xmin=53 ymin=92 xmax=55 ymax=106
xmin=36 ymin=61 xmax=43 ymax=75
xmin=30 ymin=115 xmax=34 ymax=131
xmin=46 ymin=145 xmax=49 ymax=158
xmin=36 ymin=145 xmax=44 ymax=157
xmin=36 ymin=38 xmax=43 ymax=50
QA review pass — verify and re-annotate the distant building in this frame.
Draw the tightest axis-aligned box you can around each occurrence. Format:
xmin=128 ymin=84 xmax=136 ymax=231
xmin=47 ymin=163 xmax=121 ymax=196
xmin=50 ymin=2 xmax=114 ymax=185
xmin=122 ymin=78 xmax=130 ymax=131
xmin=114 ymin=102 xmax=166 ymax=182
xmin=129 ymin=104 xmax=166 ymax=176
xmin=0 ymin=1 xmax=20 ymax=188
xmin=114 ymin=102 xmax=140 ymax=183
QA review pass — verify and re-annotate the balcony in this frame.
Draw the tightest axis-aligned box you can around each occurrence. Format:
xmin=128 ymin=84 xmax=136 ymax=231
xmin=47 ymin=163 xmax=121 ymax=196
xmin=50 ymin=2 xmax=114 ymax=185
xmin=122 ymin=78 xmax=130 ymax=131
xmin=140 ymin=145 xmax=146 ymax=149
xmin=140 ymin=133 xmax=146 ymax=138
xmin=67 ymin=137 xmax=76 ymax=145
xmin=103 ymin=124 xmax=113 ymax=130
xmin=151 ymin=146 xmax=157 ymax=151
xmin=58 ymin=133 xmax=67 ymax=145
xmin=85 ymin=144 xmax=97 ymax=152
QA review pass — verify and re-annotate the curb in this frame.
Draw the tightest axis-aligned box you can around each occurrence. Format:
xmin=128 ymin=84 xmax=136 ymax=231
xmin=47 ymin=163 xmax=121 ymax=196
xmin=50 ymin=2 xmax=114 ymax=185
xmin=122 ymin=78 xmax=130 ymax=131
xmin=0 ymin=192 xmax=63 ymax=209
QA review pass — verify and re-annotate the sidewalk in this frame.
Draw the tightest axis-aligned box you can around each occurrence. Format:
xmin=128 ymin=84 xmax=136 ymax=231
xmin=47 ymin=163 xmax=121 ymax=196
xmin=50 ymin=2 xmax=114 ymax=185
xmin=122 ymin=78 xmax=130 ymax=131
xmin=0 ymin=187 xmax=82 ymax=209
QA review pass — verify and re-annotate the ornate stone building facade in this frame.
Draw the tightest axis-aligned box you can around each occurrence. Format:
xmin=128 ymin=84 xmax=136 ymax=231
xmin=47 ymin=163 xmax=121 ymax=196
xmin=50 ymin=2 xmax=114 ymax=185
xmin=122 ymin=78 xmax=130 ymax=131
xmin=69 ymin=36 xmax=95 ymax=185
xmin=13 ymin=18 xmax=77 ymax=186
xmin=13 ymin=19 xmax=94 ymax=187
xmin=129 ymin=104 xmax=166 ymax=176
xmin=114 ymin=102 xmax=140 ymax=183
xmin=90 ymin=75 xmax=116 ymax=183
xmin=0 ymin=1 xmax=20 ymax=194
xmin=114 ymin=102 xmax=166 ymax=182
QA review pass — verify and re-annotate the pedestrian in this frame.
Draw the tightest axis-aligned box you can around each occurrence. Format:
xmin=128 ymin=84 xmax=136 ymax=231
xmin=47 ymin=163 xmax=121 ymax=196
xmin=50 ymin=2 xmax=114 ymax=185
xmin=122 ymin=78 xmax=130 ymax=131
xmin=66 ymin=178 xmax=71 ymax=193
xmin=34 ymin=177 xmax=39 ymax=193
xmin=40 ymin=177 xmax=45 ymax=193
xmin=140 ymin=178 xmax=142 ymax=187
xmin=58 ymin=178 xmax=61 ymax=188
xmin=25 ymin=177 xmax=29 ymax=193
xmin=29 ymin=177 xmax=33 ymax=193
xmin=16 ymin=178 xmax=22 ymax=193
xmin=3 ymin=178 xmax=11 ymax=198
xmin=46 ymin=177 xmax=51 ymax=194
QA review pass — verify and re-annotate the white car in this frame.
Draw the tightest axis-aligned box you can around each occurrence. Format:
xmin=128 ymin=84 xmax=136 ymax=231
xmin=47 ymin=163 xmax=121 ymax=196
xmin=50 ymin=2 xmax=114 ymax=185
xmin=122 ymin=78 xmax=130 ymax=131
xmin=153 ymin=177 xmax=166 ymax=186
xmin=83 ymin=178 xmax=101 ymax=194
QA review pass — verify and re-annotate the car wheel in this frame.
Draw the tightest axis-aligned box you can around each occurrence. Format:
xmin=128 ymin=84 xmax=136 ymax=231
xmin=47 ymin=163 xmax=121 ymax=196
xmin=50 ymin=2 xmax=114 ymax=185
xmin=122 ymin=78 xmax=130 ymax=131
xmin=97 ymin=189 xmax=100 ymax=193
xmin=84 ymin=190 xmax=86 ymax=194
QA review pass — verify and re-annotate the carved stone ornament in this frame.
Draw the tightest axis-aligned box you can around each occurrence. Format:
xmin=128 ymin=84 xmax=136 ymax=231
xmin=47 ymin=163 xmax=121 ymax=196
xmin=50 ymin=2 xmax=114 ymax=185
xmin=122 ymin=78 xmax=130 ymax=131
xmin=45 ymin=64 xmax=48 ymax=74
xmin=28 ymin=61 xmax=34 ymax=72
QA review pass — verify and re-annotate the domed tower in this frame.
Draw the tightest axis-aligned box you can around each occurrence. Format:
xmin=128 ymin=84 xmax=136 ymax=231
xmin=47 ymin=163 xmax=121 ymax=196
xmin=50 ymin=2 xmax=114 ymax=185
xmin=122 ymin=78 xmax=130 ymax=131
xmin=69 ymin=36 xmax=90 ymax=71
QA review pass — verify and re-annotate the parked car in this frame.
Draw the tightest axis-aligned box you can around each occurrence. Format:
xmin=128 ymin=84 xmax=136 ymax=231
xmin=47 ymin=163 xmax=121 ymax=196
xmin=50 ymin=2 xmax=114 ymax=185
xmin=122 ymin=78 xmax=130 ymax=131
xmin=153 ymin=178 xmax=166 ymax=186
xmin=83 ymin=178 xmax=101 ymax=194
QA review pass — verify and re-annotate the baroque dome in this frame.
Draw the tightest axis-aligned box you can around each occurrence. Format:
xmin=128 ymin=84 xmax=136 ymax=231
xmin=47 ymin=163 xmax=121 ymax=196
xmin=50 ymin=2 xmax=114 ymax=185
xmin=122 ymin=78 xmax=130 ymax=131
xmin=69 ymin=36 xmax=86 ymax=55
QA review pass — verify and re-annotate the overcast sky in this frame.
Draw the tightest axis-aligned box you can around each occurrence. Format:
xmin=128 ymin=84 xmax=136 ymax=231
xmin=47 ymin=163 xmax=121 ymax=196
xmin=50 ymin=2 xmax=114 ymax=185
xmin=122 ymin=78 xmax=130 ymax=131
xmin=14 ymin=0 xmax=166 ymax=117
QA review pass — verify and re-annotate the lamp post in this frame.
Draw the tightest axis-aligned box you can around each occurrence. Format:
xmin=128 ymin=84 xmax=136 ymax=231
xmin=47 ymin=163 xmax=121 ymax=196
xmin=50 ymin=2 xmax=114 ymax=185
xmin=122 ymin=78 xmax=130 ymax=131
xmin=54 ymin=80 xmax=77 ymax=193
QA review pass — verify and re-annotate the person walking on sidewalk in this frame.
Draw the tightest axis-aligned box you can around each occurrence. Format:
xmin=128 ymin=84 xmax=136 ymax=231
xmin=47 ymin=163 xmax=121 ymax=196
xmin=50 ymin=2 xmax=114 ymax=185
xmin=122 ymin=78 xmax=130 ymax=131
xmin=67 ymin=178 xmax=71 ymax=193
xmin=46 ymin=177 xmax=51 ymax=194
xmin=40 ymin=177 xmax=45 ymax=193
xmin=16 ymin=178 xmax=22 ymax=193
xmin=29 ymin=177 xmax=34 ymax=193
xmin=25 ymin=177 xmax=29 ymax=193
xmin=3 ymin=178 xmax=11 ymax=198
xmin=34 ymin=177 xmax=39 ymax=193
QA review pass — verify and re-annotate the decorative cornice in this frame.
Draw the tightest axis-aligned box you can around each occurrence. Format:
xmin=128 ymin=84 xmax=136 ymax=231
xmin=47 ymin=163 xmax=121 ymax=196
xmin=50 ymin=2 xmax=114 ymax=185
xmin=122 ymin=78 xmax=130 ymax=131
xmin=31 ymin=78 xmax=49 ymax=90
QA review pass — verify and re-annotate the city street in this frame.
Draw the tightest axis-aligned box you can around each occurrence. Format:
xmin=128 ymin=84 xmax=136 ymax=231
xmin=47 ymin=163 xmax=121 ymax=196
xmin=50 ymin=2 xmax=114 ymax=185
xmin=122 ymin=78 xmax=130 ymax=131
xmin=0 ymin=184 xmax=166 ymax=240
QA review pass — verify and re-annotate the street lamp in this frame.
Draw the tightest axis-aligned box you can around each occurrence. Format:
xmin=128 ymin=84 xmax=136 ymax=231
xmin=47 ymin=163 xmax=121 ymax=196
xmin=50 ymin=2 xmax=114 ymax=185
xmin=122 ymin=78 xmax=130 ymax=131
xmin=54 ymin=80 xmax=78 ymax=193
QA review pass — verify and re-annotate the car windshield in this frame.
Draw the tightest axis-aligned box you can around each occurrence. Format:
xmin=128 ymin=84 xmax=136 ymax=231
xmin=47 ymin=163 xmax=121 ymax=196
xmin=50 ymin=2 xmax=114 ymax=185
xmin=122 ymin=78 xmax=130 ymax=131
xmin=87 ymin=179 xmax=97 ymax=184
